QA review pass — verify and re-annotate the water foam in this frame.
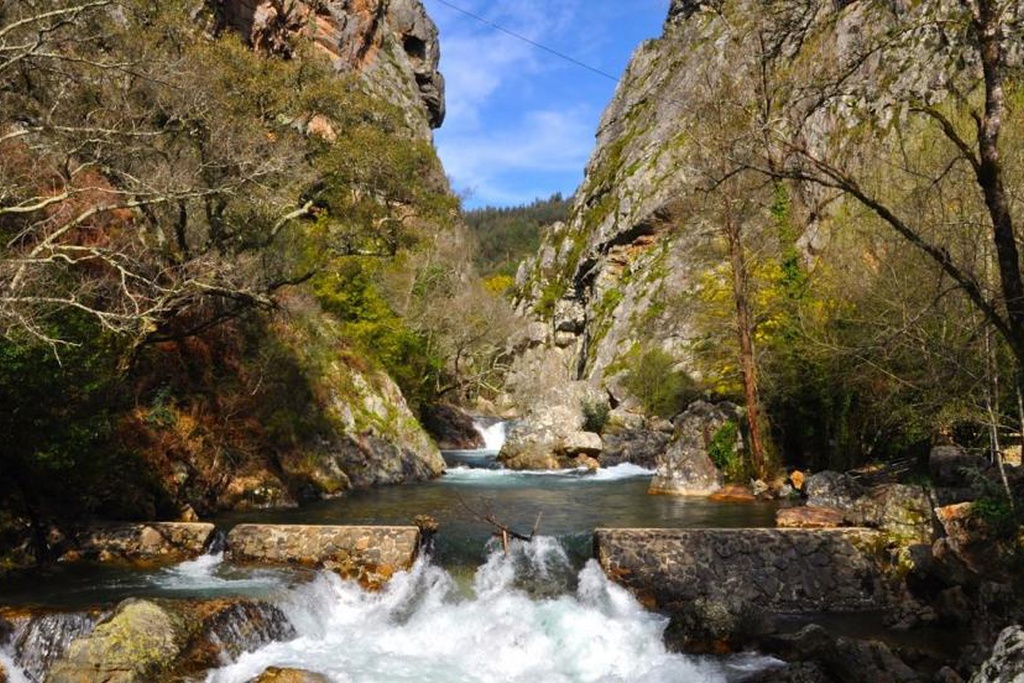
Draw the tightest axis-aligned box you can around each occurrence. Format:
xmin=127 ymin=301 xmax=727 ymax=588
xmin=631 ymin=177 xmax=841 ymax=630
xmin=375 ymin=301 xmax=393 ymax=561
xmin=149 ymin=551 xmax=299 ymax=595
xmin=473 ymin=419 xmax=507 ymax=452
xmin=0 ymin=650 xmax=30 ymax=683
xmin=444 ymin=462 xmax=654 ymax=484
xmin=206 ymin=538 xmax=756 ymax=682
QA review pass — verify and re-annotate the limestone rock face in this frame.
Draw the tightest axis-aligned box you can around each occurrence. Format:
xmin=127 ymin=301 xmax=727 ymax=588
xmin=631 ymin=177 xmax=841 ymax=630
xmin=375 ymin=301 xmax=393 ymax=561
xmin=648 ymin=401 xmax=736 ymax=495
xmin=971 ymin=625 xmax=1024 ymax=683
xmin=215 ymin=0 xmax=445 ymax=136
xmin=272 ymin=356 xmax=445 ymax=504
xmin=497 ymin=342 xmax=606 ymax=470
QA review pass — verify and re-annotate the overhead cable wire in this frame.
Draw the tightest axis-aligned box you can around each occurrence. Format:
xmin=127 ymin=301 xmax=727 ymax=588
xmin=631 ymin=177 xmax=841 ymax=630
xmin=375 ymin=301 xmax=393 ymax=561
xmin=430 ymin=0 xmax=620 ymax=82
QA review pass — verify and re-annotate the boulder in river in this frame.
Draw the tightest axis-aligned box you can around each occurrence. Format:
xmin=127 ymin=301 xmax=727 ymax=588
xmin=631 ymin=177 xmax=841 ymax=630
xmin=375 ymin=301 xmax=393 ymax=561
xmin=419 ymin=403 xmax=484 ymax=450
xmin=970 ymin=625 xmax=1024 ymax=683
xmin=758 ymin=624 xmax=919 ymax=683
xmin=45 ymin=597 xmax=293 ymax=683
xmin=599 ymin=423 xmax=670 ymax=469
xmin=648 ymin=401 xmax=736 ymax=495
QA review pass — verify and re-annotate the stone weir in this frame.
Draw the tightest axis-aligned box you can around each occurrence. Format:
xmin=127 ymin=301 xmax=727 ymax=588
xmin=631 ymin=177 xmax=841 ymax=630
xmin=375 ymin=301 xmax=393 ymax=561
xmin=595 ymin=528 xmax=898 ymax=647
xmin=227 ymin=524 xmax=420 ymax=590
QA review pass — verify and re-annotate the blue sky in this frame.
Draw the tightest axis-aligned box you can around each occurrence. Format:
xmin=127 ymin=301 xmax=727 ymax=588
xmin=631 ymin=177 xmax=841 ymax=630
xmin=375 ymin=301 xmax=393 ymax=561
xmin=422 ymin=0 xmax=671 ymax=209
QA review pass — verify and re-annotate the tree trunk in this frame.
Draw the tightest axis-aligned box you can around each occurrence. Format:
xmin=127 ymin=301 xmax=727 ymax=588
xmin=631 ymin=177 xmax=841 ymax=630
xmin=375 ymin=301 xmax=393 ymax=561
xmin=724 ymin=203 xmax=768 ymax=480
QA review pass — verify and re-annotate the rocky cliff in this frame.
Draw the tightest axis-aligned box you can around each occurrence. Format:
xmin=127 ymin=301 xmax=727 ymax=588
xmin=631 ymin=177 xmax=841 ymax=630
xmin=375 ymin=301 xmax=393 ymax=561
xmin=215 ymin=0 xmax=445 ymax=138
xmin=504 ymin=0 xmax=1021 ymax=471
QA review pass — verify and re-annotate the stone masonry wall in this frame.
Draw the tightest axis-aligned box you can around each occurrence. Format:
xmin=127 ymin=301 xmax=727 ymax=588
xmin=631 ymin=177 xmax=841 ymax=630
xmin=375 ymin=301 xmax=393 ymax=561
xmin=595 ymin=528 xmax=896 ymax=615
xmin=227 ymin=524 xmax=420 ymax=589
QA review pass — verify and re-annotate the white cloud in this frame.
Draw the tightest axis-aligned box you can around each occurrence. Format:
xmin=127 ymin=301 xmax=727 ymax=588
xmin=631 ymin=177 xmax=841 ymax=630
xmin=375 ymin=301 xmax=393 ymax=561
xmin=437 ymin=105 xmax=597 ymax=206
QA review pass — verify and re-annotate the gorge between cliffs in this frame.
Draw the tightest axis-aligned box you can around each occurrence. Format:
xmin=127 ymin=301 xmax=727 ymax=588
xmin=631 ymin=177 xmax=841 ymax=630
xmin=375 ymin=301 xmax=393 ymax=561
xmin=1 ymin=1 xmax=1024 ymax=682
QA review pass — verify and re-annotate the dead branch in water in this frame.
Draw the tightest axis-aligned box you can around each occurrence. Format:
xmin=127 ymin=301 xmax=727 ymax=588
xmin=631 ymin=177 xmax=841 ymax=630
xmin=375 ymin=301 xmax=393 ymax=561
xmin=456 ymin=494 xmax=543 ymax=554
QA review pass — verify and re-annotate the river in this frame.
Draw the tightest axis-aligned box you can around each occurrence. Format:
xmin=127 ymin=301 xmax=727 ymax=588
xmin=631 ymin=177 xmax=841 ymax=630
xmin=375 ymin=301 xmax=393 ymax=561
xmin=0 ymin=433 xmax=783 ymax=682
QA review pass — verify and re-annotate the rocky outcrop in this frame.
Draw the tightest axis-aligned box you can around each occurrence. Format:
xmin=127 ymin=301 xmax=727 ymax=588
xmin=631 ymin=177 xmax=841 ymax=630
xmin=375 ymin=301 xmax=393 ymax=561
xmin=269 ymin=335 xmax=446 ymax=505
xmin=46 ymin=598 xmax=293 ymax=683
xmin=419 ymin=404 xmax=484 ymax=450
xmin=971 ymin=625 xmax=1024 ymax=683
xmin=754 ymin=624 xmax=919 ymax=683
xmin=496 ymin=342 xmax=607 ymax=469
xmin=226 ymin=524 xmax=419 ymax=589
xmin=61 ymin=523 xmax=216 ymax=564
xmin=214 ymin=0 xmax=445 ymax=136
xmin=648 ymin=401 xmax=737 ymax=495
xmin=599 ymin=422 xmax=670 ymax=469
xmin=783 ymin=472 xmax=933 ymax=544
xmin=595 ymin=528 xmax=897 ymax=647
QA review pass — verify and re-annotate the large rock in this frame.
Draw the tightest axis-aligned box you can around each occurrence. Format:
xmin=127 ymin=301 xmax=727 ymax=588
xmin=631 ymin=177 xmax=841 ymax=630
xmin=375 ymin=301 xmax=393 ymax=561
xmin=64 ymin=523 xmax=215 ymax=564
xmin=419 ymin=403 xmax=484 ymax=450
xmin=971 ymin=625 xmax=1024 ymax=683
xmin=226 ymin=524 xmax=419 ymax=589
xmin=805 ymin=471 xmax=865 ymax=509
xmin=595 ymin=528 xmax=897 ymax=647
xmin=3 ymin=610 xmax=100 ymax=682
xmin=760 ymin=624 xmax=919 ymax=683
xmin=496 ymin=361 xmax=606 ymax=470
xmin=648 ymin=401 xmax=736 ymax=495
xmin=46 ymin=598 xmax=292 ymax=683
xmin=793 ymin=475 xmax=933 ymax=544
xmin=934 ymin=503 xmax=999 ymax=576
xmin=599 ymin=424 xmax=670 ymax=469
xmin=554 ymin=431 xmax=603 ymax=458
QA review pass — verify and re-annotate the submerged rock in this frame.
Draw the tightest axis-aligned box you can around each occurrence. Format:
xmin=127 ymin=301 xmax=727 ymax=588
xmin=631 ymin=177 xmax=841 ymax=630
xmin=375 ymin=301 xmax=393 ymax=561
xmin=971 ymin=625 xmax=1024 ymax=683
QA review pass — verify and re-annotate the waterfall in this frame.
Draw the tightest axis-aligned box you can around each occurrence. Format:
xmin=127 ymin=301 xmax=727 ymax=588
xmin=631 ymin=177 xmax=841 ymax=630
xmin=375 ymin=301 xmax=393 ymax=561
xmin=473 ymin=419 xmax=507 ymax=453
xmin=205 ymin=537 xmax=776 ymax=682
xmin=5 ymin=611 xmax=100 ymax=682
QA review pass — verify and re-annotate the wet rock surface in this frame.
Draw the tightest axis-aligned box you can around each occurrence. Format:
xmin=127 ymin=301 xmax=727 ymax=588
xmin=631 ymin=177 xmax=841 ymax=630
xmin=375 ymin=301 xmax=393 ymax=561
xmin=45 ymin=597 xmax=293 ymax=683
xmin=754 ymin=624 xmax=920 ymax=683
